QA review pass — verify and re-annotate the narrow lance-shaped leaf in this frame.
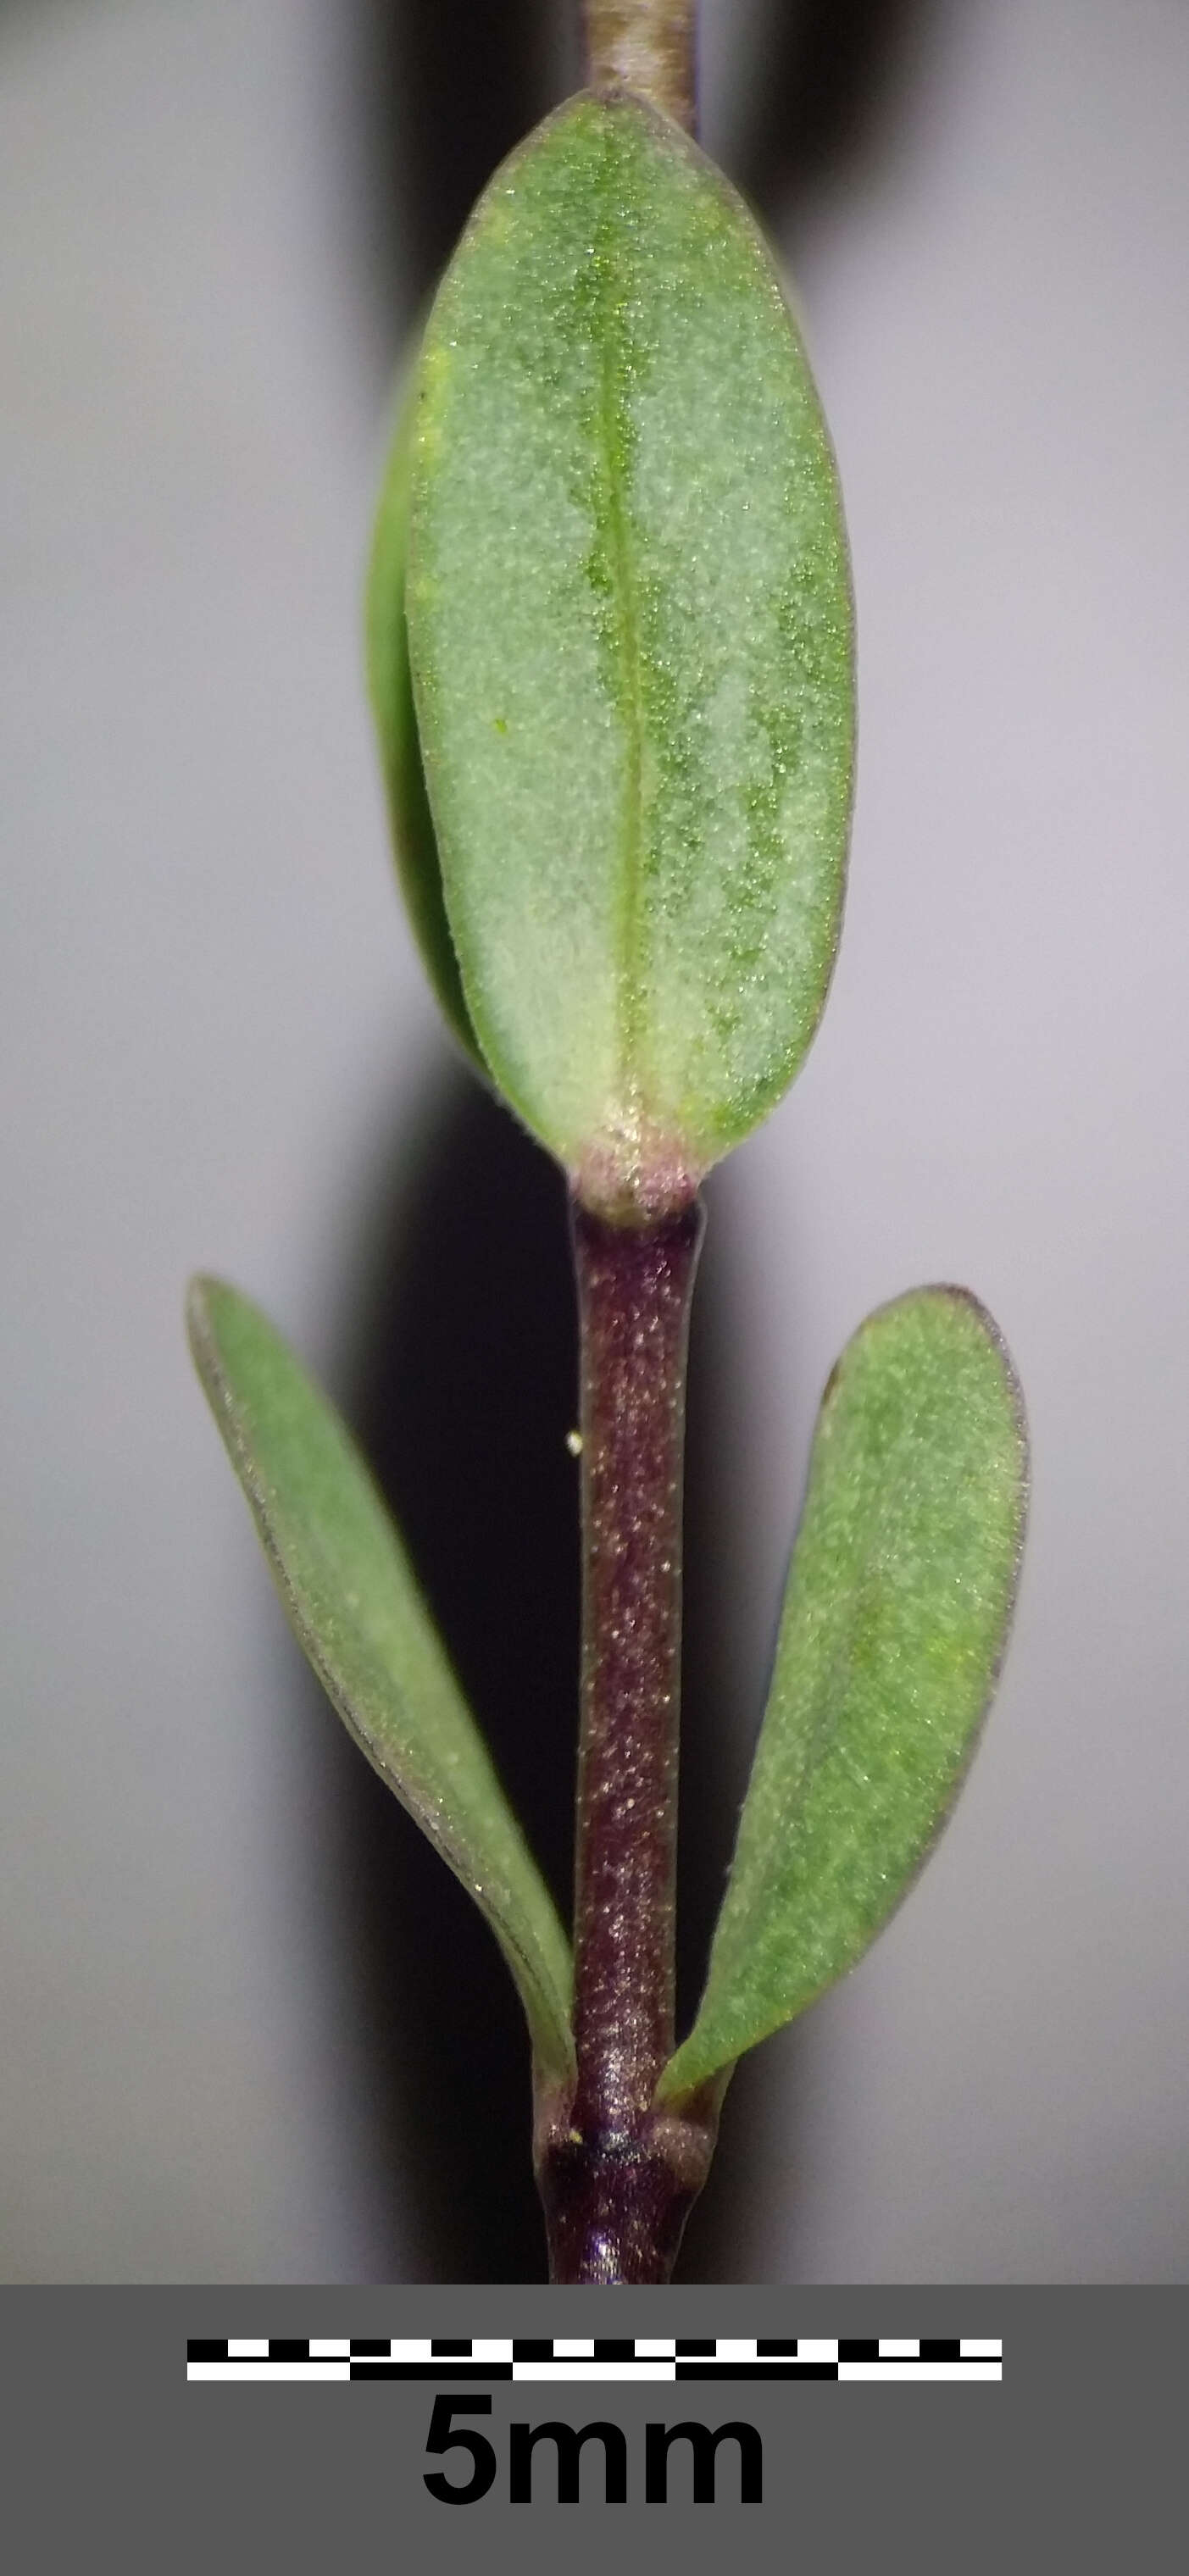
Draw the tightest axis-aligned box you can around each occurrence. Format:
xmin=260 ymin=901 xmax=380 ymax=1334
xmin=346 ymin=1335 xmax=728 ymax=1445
xmin=186 ymin=1277 xmax=574 ymax=2089
xmin=658 ymin=1288 xmax=1027 ymax=2105
xmin=400 ymin=92 xmax=853 ymax=1216
xmin=366 ymin=372 xmax=483 ymax=1065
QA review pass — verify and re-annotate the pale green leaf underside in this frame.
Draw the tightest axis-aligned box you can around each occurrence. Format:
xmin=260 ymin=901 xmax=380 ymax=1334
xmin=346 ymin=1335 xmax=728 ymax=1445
xmin=658 ymin=1289 xmax=1027 ymax=2103
xmin=186 ymin=1277 xmax=573 ymax=2086
xmin=405 ymin=92 xmax=853 ymax=1206
xmin=366 ymin=379 xmax=482 ymax=1065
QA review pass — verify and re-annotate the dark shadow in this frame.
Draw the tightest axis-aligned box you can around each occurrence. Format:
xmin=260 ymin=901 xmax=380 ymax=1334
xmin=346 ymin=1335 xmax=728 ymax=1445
xmin=320 ymin=1067 xmax=578 ymax=2282
xmin=345 ymin=0 xmax=572 ymax=374
xmin=671 ymin=1154 xmax=812 ymax=2284
xmin=731 ymin=0 xmax=940 ymax=226
xmin=316 ymin=0 xmax=939 ymax=2280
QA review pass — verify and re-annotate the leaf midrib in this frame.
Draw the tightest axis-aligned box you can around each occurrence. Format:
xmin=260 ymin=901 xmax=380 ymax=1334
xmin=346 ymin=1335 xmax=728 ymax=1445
xmin=595 ymin=159 xmax=647 ymax=1115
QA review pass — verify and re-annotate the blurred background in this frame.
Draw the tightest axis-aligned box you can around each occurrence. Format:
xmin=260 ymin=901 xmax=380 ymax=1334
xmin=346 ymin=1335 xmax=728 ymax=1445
xmin=2 ymin=0 xmax=1186 ymax=2283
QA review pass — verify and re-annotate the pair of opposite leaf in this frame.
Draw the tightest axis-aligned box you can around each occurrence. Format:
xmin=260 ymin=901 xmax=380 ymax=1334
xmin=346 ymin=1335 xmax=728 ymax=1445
xmin=189 ymin=96 xmax=1027 ymax=2113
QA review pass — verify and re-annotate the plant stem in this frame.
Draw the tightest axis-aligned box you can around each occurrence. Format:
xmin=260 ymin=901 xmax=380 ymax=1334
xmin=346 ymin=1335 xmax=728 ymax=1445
xmin=537 ymin=1197 xmax=719 ymax=2282
xmin=583 ymin=1 xmax=697 ymax=133
xmin=572 ymin=1201 xmax=698 ymax=2113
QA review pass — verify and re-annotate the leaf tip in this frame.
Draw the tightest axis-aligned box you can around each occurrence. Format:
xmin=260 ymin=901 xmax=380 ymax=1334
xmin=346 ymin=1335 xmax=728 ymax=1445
xmin=900 ymin=1279 xmax=1030 ymax=1474
xmin=185 ymin=1269 xmax=215 ymax=1353
xmin=185 ymin=1270 xmax=237 ymax=1366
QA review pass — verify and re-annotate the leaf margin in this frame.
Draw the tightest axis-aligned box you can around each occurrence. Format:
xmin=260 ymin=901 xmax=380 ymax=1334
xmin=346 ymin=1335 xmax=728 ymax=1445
xmin=186 ymin=1273 xmax=575 ymax=2090
xmin=366 ymin=362 xmax=486 ymax=1069
xmin=656 ymin=1283 xmax=1029 ymax=2107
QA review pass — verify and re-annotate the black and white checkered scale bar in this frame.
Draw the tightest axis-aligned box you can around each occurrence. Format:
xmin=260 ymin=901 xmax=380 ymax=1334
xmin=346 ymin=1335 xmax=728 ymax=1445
xmin=188 ymin=2334 xmax=1001 ymax=2384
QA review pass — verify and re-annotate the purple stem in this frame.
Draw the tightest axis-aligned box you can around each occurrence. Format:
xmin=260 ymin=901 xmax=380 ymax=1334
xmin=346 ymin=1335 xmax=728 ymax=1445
xmin=536 ymin=1197 xmax=719 ymax=2283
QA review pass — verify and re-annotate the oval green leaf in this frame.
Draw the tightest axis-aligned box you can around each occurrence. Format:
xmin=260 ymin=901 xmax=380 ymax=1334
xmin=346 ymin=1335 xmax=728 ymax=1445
xmin=186 ymin=1276 xmax=573 ymax=2087
xmin=403 ymin=92 xmax=853 ymax=1216
xmin=658 ymin=1288 xmax=1027 ymax=2105
xmin=366 ymin=375 xmax=483 ymax=1065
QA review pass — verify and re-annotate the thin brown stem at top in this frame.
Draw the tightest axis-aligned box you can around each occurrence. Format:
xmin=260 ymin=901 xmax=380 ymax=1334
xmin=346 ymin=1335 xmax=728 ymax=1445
xmin=584 ymin=1 xmax=697 ymax=133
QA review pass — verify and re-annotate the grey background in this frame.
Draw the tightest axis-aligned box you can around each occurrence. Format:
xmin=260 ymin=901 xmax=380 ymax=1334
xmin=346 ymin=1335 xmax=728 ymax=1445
xmin=2 ymin=0 xmax=1186 ymax=2282
xmin=4 ymin=2285 xmax=1180 ymax=2568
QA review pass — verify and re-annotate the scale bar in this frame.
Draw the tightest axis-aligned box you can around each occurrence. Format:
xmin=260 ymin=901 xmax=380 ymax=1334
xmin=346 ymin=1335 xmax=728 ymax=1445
xmin=187 ymin=2334 xmax=1001 ymax=2386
